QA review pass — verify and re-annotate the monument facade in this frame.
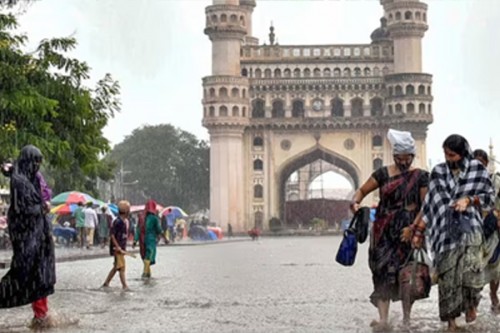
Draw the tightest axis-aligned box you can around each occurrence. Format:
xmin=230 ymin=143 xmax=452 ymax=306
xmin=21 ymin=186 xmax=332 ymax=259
xmin=202 ymin=0 xmax=433 ymax=231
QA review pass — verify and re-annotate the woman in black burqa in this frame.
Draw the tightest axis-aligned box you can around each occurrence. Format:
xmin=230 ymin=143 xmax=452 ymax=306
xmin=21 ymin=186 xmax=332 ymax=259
xmin=0 ymin=145 xmax=56 ymax=325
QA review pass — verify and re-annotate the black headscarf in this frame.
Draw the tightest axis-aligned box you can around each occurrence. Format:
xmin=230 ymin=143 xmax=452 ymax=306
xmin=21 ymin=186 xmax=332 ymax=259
xmin=16 ymin=145 xmax=43 ymax=181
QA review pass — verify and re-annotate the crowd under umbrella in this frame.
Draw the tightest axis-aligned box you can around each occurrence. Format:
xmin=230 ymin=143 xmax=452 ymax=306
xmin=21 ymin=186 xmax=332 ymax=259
xmin=160 ymin=206 xmax=188 ymax=219
xmin=50 ymin=203 xmax=78 ymax=215
xmin=50 ymin=191 xmax=101 ymax=206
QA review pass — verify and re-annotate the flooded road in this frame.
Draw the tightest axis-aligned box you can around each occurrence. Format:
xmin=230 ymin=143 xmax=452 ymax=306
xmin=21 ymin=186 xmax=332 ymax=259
xmin=1 ymin=236 xmax=500 ymax=332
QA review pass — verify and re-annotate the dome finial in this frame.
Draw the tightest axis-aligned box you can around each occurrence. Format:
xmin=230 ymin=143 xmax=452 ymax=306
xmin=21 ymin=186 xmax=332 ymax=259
xmin=269 ymin=21 xmax=276 ymax=46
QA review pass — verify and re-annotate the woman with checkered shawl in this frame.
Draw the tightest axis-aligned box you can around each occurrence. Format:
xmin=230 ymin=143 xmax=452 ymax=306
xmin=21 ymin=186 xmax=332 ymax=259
xmin=351 ymin=129 xmax=429 ymax=331
xmin=411 ymin=134 xmax=495 ymax=332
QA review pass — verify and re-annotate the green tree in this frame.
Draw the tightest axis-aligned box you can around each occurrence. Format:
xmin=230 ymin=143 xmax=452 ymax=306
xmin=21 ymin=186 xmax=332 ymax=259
xmin=0 ymin=13 xmax=120 ymax=196
xmin=107 ymin=124 xmax=209 ymax=212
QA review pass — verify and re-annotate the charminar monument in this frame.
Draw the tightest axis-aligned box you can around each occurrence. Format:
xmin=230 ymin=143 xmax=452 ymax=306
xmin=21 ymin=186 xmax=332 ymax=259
xmin=202 ymin=0 xmax=433 ymax=232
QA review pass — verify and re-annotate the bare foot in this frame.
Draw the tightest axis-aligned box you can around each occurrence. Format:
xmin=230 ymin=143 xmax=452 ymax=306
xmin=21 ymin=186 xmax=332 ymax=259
xmin=491 ymin=291 xmax=499 ymax=306
xmin=29 ymin=313 xmax=79 ymax=331
xmin=446 ymin=320 xmax=462 ymax=332
xmin=465 ymin=307 xmax=477 ymax=323
xmin=370 ymin=320 xmax=392 ymax=332
xmin=491 ymin=304 xmax=500 ymax=314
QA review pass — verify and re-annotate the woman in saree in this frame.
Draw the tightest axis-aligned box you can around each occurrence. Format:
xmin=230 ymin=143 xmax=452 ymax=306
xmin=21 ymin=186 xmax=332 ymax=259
xmin=350 ymin=129 xmax=429 ymax=331
xmin=412 ymin=135 xmax=495 ymax=331
xmin=134 ymin=199 xmax=163 ymax=278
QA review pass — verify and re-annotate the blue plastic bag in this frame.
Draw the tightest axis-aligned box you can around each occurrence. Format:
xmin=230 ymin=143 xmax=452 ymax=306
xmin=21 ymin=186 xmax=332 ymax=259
xmin=335 ymin=229 xmax=358 ymax=266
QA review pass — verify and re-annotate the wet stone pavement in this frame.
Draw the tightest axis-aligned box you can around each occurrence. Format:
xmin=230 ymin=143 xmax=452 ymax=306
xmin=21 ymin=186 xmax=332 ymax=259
xmin=1 ymin=236 xmax=500 ymax=332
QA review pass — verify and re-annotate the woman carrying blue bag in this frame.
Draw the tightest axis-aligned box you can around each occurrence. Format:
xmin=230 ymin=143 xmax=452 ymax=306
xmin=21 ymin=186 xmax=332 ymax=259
xmin=350 ymin=129 xmax=429 ymax=331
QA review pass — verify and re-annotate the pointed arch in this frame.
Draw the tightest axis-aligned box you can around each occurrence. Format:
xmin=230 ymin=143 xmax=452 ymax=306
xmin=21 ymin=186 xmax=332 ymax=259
xmin=278 ymin=147 xmax=361 ymax=221
xmin=253 ymin=159 xmax=263 ymax=171
xmin=292 ymin=99 xmax=305 ymax=118
xmin=407 ymin=103 xmax=415 ymax=114
xmin=370 ymin=97 xmax=384 ymax=116
xmin=219 ymin=105 xmax=228 ymax=117
xmin=219 ymin=87 xmax=228 ymax=97
xmin=350 ymin=97 xmax=364 ymax=117
xmin=232 ymin=106 xmax=239 ymax=117
xmin=252 ymin=99 xmax=265 ymax=118
xmin=231 ymin=87 xmax=239 ymax=98
xmin=272 ymin=99 xmax=285 ymax=118
xmin=372 ymin=135 xmax=383 ymax=148
xmin=331 ymin=97 xmax=344 ymax=117
xmin=254 ymin=185 xmax=263 ymax=198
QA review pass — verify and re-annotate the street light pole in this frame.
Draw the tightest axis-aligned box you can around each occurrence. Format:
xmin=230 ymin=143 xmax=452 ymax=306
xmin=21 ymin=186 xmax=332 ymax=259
xmin=118 ymin=161 xmax=132 ymax=199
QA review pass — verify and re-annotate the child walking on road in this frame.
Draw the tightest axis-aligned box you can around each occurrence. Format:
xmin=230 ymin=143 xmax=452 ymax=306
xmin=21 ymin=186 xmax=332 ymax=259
xmin=102 ymin=200 xmax=131 ymax=290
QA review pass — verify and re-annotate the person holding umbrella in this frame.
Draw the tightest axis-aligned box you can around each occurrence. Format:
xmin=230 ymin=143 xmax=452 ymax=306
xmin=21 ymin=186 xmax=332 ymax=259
xmin=134 ymin=200 xmax=163 ymax=279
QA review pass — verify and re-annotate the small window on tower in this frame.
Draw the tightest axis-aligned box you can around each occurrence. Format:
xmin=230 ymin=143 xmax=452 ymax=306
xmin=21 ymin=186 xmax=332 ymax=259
xmin=372 ymin=135 xmax=383 ymax=148
xmin=253 ymin=137 xmax=264 ymax=147
xmin=253 ymin=159 xmax=263 ymax=171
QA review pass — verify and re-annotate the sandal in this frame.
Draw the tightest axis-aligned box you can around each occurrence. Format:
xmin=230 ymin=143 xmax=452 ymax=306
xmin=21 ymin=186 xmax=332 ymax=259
xmin=491 ymin=304 xmax=500 ymax=314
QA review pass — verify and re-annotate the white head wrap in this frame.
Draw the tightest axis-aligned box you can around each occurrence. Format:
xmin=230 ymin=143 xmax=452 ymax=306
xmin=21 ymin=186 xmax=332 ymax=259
xmin=387 ymin=129 xmax=416 ymax=155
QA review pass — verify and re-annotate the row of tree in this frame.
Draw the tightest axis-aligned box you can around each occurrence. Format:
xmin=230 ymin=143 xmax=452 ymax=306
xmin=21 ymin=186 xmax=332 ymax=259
xmin=0 ymin=7 xmax=210 ymax=211
xmin=107 ymin=124 xmax=209 ymax=212
xmin=0 ymin=11 xmax=120 ymax=195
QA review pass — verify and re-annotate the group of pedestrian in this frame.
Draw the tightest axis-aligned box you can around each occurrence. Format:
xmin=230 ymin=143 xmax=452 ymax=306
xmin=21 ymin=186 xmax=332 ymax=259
xmin=73 ymin=201 xmax=113 ymax=249
xmin=0 ymin=145 xmax=168 ymax=329
xmin=351 ymin=130 xmax=500 ymax=332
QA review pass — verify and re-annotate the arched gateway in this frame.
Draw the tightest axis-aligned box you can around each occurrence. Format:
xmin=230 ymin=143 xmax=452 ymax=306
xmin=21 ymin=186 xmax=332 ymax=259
xmin=202 ymin=0 xmax=433 ymax=232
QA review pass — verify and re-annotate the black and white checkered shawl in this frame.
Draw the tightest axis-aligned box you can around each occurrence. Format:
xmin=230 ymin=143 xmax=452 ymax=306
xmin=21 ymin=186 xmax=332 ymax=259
xmin=423 ymin=158 xmax=495 ymax=256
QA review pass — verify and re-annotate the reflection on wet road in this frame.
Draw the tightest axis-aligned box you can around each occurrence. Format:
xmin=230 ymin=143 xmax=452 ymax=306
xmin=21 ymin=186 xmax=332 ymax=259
xmin=1 ymin=237 xmax=500 ymax=332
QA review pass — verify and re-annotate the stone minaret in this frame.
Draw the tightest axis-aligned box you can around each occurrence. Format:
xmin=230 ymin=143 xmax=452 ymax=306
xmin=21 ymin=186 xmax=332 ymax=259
xmin=202 ymin=0 xmax=252 ymax=232
xmin=240 ymin=0 xmax=258 ymax=45
xmin=381 ymin=0 xmax=433 ymax=169
xmin=489 ymin=138 xmax=496 ymax=174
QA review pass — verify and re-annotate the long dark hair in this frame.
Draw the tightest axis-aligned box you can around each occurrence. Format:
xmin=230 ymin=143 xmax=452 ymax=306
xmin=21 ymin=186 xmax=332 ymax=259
xmin=442 ymin=134 xmax=472 ymax=159
xmin=473 ymin=149 xmax=489 ymax=165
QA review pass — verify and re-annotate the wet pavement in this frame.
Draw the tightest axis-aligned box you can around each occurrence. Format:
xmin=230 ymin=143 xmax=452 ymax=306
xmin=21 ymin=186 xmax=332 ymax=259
xmin=0 ymin=237 xmax=250 ymax=269
xmin=1 ymin=236 xmax=500 ymax=332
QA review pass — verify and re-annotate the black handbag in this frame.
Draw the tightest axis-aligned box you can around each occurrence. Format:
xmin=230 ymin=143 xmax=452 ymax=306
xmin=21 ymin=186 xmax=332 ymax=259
xmin=351 ymin=207 xmax=370 ymax=244
xmin=483 ymin=210 xmax=498 ymax=239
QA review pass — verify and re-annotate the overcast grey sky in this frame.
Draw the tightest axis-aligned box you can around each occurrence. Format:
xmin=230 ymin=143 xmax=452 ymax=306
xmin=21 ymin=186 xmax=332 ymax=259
xmin=16 ymin=0 xmax=500 ymax=166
